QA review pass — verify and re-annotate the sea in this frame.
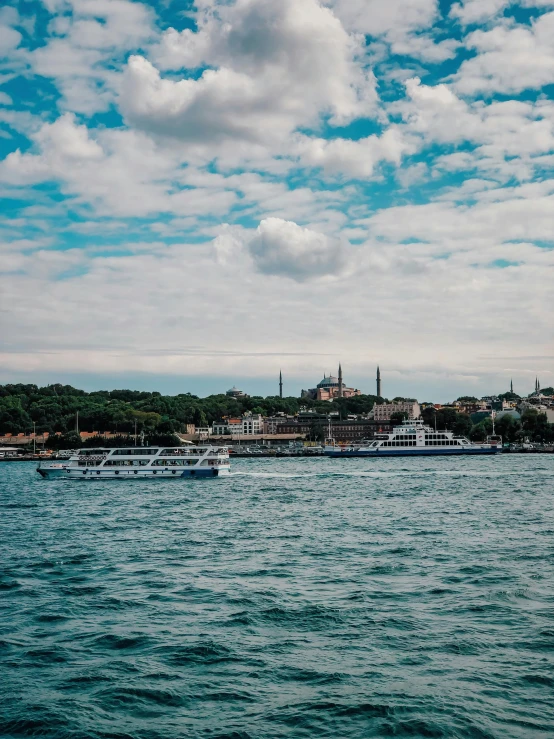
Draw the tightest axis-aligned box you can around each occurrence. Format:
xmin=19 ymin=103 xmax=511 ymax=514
xmin=1 ymin=456 xmax=553 ymax=739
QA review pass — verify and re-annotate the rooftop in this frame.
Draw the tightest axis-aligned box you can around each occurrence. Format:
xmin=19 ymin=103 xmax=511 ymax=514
xmin=317 ymin=375 xmax=339 ymax=388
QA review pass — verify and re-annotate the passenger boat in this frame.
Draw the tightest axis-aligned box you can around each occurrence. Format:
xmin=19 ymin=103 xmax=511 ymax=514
xmin=326 ymin=418 xmax=501 ymax=457
xmin=37 ymin=446 xmax=231 ymax=479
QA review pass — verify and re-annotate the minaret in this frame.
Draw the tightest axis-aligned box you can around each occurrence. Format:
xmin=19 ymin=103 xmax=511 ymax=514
xmin=279 ymin=370 xmax=283 ymax=399
xmin=510 ymin=379 xmax=513 ymax=394
xmin=338 ymin=363 xmax=343 ymax=398
xmin=376 ymin=366 xmax=381 ymax=398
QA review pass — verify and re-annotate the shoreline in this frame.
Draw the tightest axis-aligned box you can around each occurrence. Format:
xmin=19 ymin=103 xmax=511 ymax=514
xmin=2 ymin=449 xmax=554 ymax=462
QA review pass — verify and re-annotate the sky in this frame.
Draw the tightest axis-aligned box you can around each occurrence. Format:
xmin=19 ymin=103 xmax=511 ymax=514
xmin=0 ymin=0 xmax=553 ymax=402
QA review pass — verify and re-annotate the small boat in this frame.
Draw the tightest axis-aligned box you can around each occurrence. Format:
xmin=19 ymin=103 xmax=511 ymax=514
xmin=325 ymin=418 xmax=502 ymax=457
xmin=37 ymin=445 xmax=231 ymax=479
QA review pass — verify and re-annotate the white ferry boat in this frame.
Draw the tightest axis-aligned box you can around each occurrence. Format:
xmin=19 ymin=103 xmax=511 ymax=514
xmin=326 ymin=418 xmax=501 ymax=457
xmin=37 ymin=446 xmax=231 ymax=479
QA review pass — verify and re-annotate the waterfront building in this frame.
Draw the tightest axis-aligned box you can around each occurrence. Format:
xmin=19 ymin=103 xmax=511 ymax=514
xmin=373 ymin=401 xmax=421 ymax=422
xmin=211 ymin=413 xmax=264 ymax=436
xmin=212 ymin=420 xmax=233 ymax=435
xmin=264 ymin=414 xmax=294 ymax=434
xmin=268 ymin=417 xmax=392 ymax=442
xmin=242 ymin=413 xmax=264 ymax=435
xmin=301 ymin=366 xmax=361 ymax=401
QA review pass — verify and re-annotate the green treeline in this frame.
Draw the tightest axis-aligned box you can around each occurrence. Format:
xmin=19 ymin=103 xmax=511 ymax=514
xmin=0 ymin=383 xmax=552 ymax=447
xmin=421 ymin=405 xmax=553 ymax=443
xmin=0 ymin=383 xmax=382 ymax=437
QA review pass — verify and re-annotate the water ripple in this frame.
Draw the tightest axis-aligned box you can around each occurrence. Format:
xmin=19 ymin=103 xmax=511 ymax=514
xmin=1 ymin=456 xmax=553 ymax=738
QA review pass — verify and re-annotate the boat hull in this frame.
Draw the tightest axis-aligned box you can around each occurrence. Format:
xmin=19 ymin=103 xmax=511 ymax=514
xmin=326 ymin=447 xmax=501 ymax=457
xmin=37 ymin=467 xmax=230 ymax=479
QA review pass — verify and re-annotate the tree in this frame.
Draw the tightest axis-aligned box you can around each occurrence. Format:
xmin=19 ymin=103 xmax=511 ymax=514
xmin=58 ymin=431 xmax=82 ymax=449
xmin=390 ymin=411 xmax=408 ymax=425
xmin=494 ymin=414 xmax=521 ymax=443
xmin=457 ymin=396 xmax=478 ymax=403
xmin=498 ymin=392 xmax=520 ymax=401
xmin=308 ymin=423 xmax=325 ymax=442
xmin=452 ymin=414 xmax=472 ymax=437
xmin=470 ymin=418 xmax=492 ymax=441
xmin=193 ymin=407 xmax=208 ymax=427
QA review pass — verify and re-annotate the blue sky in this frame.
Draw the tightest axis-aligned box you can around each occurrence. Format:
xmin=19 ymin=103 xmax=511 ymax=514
xmin=0 ymin=0 xmax=553 ymax=401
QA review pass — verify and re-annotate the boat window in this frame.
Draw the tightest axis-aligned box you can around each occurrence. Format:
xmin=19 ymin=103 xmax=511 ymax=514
xmin=104 ymin=459 xmax=148 ymax=466
xmin=111 ymin=448 xmax=158 ymax=456
xmin=152 ymin=458 xmax=198 ymax=466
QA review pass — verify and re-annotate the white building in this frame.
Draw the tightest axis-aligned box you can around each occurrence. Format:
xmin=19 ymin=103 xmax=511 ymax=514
xmin=211 ymin=414 xmax=264 ymax=436
xmin=241 ymin=414 xmax=264 ymax=435
xmin=212 ymin=421 xmax=230 ymax=435
xmin=373 ymin=401 xmax=421 ymax=422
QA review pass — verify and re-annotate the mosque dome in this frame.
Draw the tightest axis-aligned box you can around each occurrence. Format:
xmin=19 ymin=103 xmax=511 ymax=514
xmin=317 ymin=375 xmax=339 ymax=388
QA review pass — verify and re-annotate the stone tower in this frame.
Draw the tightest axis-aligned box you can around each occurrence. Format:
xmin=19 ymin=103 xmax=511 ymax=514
xmin=279 ymin=370 xmax=283 ymax=399
xmin=376 ymin=366 xmax=381 ymax=398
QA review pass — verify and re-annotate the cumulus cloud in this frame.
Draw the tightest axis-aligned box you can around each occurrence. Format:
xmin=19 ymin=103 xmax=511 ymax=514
xmin=295 ymin=128 xmax=414 ymax=177
xmin=453 ymin=12 xmax=554 ymax=95
xmin=327 ymin=0 xmax=458 ymax=62
xmin=450 ymin=0 xmax=509 ymax=26
xmin=396 ymin=77 xmax=554 ymax=180
xmin=327 ymin=0 xmax=437 ymax=36
xmin=362 ymin=189 xmax=554 ymax=244
xmin=0 ymin=114 xmax=237 ymax=217
xmin=0 ymin=22 xmax=22 ymax=57
xmin=28 ymin=0 xmax=155 ymax=113
xmin=248 ymin=217 xmax=348 ymax=281
xmin=121 ymin=0 xmax=378 ymax=147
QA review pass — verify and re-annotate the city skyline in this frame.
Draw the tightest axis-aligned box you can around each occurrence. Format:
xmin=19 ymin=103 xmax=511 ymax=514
xmin=0 ymin=366 xmax=548 ymax=405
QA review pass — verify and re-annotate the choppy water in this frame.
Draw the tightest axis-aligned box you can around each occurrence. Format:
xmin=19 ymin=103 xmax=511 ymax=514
xmin=1 ymin=456 xmax=553 ymax=739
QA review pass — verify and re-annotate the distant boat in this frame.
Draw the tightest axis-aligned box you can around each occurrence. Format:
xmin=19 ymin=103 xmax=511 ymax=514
xmin=37 ymin=445 xmax=231 ymax=479
xmin=326 ymin=418 xmax=501 ymax=457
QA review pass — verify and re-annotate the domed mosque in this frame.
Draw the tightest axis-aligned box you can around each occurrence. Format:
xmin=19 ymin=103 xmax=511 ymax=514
xmin=301 ymin=364 xmax=361 ymax=401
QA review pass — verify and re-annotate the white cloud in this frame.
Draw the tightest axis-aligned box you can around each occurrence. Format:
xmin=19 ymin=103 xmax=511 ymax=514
xmin=396 ymin=161 xmax=428 ymax=187
xmin=396 ymin=77 xmax=554 ymax=179
xmin=122 ymin=0 xmax=378 ymax=148
xmin=295 ymin=127 xmax=414 ymax=177
xmin=29 ymin=0 xmax=155 ymax=113
xmin=362 ymin=190 xmax=554 ymax=244
xmin=387 ymin=32 xmax=459 ymax=62
xmin=327 ymin=0 xmax=457 ymax=62
xmin=454 ymin=12 xmax=554 ymax=95
xmin=248 ymin=217 xmax=348 ymax=280
xmin=327 ymin=0 xmax=437 ymax=36
xmin=0 ymin=7 xmax=22 ymax=56
xmin=450 ymin=0 xmax=509 ymax=26
xmin=0 ymin=114 xmax=237 ymax=217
